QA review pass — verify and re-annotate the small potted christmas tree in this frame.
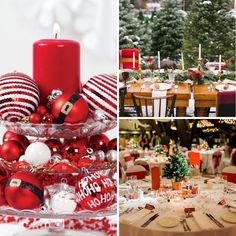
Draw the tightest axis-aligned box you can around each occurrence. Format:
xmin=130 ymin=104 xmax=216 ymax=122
xmin=163 ymin=151 xmax=191 ymax=190
xmin=154 ymin=144 xmax=165 ymax=156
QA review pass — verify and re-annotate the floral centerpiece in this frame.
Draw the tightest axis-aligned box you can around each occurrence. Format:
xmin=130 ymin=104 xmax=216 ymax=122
xmin=163 ymin=151 xmax=191 ymax=190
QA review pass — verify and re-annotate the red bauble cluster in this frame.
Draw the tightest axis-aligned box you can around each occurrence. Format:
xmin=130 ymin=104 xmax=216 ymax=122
xmin=29 ymin=105 xmax=54 ymax=124
xmin=29 ymin=93 xmax=89 ymax=125
xmin=0 ymin=131 xmax=30 ymax=162
xmin=89 ymin=134 xmax=110 ymax=152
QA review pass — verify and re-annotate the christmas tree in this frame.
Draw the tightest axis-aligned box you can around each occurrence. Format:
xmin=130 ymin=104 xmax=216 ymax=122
xmin=119 ymin=0 xmax=141 ymax=49
xmin=151 ymin=0 xmax=185 ymax=60
xmin=183 ymin=0 xmax=236 ymax=68
xmin=163 ymin=151 xmax=191 ymax=182
xmin=137 ymin=10 xmax=155 ymax=55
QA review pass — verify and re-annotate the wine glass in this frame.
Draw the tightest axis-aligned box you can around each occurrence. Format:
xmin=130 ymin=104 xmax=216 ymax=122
xmin=121 ymin=71 xmax=129 ymax=85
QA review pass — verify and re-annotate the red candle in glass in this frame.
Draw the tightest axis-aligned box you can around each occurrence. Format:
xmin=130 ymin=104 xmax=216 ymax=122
xmin=33 ymin=24 xmax=81 ymax=104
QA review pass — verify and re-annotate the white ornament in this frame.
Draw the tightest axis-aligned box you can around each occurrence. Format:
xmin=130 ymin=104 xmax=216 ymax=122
xmin=51 ymin=190 xmax=77 ymax=213
xmin=25 ymin=142 xmax=51 ymax=166
xmin=19 ymin=155 xmax=25 ymax=162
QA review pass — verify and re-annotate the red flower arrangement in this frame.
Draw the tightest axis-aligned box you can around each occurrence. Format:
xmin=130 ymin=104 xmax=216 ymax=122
xmin=187 ymin=69 xmax=202 ymax=84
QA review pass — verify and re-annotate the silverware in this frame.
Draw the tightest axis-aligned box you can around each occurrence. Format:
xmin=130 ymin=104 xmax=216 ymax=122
xmin=180 ymin=220 xmax=187 ymax=231
xmin=141 ymin=213 xmax=159 ymax=228
xmin=119 ymin=208 xmax=130 ymax=217
xmin=206 ymin=213 xmax=224 ymax=228
xmin=183 ymin=219 xmax=191 ymax=231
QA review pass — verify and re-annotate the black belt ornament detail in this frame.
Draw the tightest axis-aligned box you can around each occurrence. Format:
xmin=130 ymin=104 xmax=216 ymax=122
xmin=55 ymin=93 xmax=82 ymax=124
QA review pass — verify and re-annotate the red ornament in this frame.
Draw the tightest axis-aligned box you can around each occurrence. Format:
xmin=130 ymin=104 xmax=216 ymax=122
xmin=77 ymin=156 xmax=94 ymax=169
xmin=52 ymin=93 xmax=89 ymax=124
xmin=29 ymin=113 xmax=41 ymax=123
xmin=107 ymin=138 xmax=117 ymax=151
xmin=0 ymin=140 xmax=24 ymax=162
xmin=89 ymin=134 xmax=109 ymax=152
xmin=0 ymin=163 xmax=8 ymax=206
xmin=50 ymin=162 xmax=78 ymax=173
xmin=62 ymin=140 xmax=87 ymax=162
xmin=76 ymin=171 xmax=115 ymax=211
xmin=0 ymin=72 xmax=40 ymax=121
xmin=11 ymin=161 xmax=31 ymax=172
xmin=5 ymin=171 xmax=44 ymax=210
xmin=3 ymin=131 xmax=30 ymax=151
xmin=36 ymin=105 xmax=47 ymax=116
xmin=44 ymin=139 xmax=62 ymax=155
xmin=82 ymin=74 xmax=117 ymax=120
xmin=41 ymin=113 xmax=54 ymax=124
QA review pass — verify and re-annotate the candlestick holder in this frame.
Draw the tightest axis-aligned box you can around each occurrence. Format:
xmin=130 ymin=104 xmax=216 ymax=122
xmin=217 ymin=71 xmax=222 ymax=83
xmin=197 ymin=59 xmax=203 ymax=72
xmin=138 ymin=65 xmax=142 ymax=80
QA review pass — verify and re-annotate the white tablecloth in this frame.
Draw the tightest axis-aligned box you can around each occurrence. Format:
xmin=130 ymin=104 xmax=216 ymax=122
xmin=120 ymin=178 xmax=236 ymax=236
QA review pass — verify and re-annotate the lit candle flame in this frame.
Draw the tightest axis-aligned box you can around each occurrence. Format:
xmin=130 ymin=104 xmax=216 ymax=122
xmin=53 ymin=23 xmax=60 ymax=39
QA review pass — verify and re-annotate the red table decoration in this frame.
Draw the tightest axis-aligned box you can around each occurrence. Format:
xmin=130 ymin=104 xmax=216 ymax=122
xmin=33 ymin=26 xmax=81 ymax=104
xmin=119 ymin=49 xmax=139 ymax=70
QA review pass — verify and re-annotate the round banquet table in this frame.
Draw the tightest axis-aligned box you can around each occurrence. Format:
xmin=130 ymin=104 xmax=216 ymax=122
xmin=119 ymin=177 xmax=236 ymax=236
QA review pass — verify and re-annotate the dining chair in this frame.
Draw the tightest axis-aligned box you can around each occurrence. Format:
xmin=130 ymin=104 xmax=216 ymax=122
xmin=188 ymin=152 xmax=202 ymax=174
xmin=222 ymin=166 xmax=236 ymax=184
xmin=131 ymin=93 xmax=176 ymax=117
xmin=119 ymin=86 xmax=136 ymax=117
xmin=126 ymin=165 xmax=147 ymax=180
xmin=216 ymin=91 xmax=236 ymax=117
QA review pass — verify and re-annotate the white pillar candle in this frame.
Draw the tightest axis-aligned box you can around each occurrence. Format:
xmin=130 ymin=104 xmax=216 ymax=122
xmin=158 ymin=51 xmax=161 ymax=69
xmin=139 ymin=54 xmax=141 ymax=65
xmin=219 ymin=54 xmax=222 ymax=71
xmin=181 ymin=52 xmax=185 ymax=70
xmin=133 ymin=52 xmax=135 ymax=69
xmin=198 ymin=44 xmax=202 ymax=59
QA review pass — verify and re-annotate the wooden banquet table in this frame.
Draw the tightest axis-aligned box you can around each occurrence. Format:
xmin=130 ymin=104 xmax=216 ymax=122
xmin=193 ymin=84 xmax=217 ymax=117
xmin=124 ymin=82 xmax=191 ymax=117
xmin=119 ymin=177 xmax=236 ymax=236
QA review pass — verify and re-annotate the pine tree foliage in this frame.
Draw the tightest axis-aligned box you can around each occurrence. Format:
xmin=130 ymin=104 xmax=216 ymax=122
xmin=163 ymin=151 xmax=191 ymax=182
xmin=119 ymin=0 xmax=141 ymax=49
xmin=183 ymin=0 xmax=236 ymax=68
xmin=151 ymin=0 xmax=185 ymax=60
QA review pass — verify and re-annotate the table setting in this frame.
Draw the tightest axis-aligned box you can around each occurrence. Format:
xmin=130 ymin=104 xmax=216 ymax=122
xmin=119 ymin=176 xmax=236 ymax=236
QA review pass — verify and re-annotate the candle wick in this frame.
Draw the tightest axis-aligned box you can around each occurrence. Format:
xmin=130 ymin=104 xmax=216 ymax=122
xmin=55 ymin=33 xmax=58 ymax=39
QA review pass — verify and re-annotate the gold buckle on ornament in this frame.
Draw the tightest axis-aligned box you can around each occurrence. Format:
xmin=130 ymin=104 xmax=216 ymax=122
xmin=10 ymin=179 xmax=21 ymax=187
xmin=61 ymin=101 xmax=73 ymax=115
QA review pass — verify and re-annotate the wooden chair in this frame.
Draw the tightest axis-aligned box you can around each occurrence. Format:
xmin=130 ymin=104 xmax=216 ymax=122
xmin=216 ymin=91 xmax=236 ymax=117
xmin=131 ymin=93 xmax=176 ymax=117
xmin=119 ymin=86 xmax=136 ymax=117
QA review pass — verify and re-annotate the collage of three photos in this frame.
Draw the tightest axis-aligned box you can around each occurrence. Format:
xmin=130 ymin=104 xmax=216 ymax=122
xmin=0 ymin=0 xmax=235 ymax=236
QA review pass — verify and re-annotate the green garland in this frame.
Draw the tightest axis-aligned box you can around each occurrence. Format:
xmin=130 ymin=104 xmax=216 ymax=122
xmin=163 ymin=151 xmax=191 ymax=182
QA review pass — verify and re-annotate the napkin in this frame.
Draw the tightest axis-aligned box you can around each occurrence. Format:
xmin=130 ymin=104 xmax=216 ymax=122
xmin=152 ymin=90 xmax=167 ymax=117
xmin=228 ymin=202 xmax=236 ymax=209
xmin=120 ymin=209 xmax=150 ymax=224
xmin=192 ymin=212 xmax=215 ymax=230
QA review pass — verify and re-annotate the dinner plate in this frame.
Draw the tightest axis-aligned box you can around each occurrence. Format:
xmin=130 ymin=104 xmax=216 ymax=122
xmin=150 ymin=83 xmax=172 ymax=91
xmin=215 ymin=84 xmax=236 ymax=91
xmin=221 ymin=213 xmax=236 ymax=223
xmin=158 ymin=216 xmax=179 ymax=228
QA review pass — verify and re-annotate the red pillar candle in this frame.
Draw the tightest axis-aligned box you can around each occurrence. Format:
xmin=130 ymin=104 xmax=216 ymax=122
xmin=33 ymin=24 xmax=81 ymax=104
xmin=119 ymin=49 xmax=139 ymax=70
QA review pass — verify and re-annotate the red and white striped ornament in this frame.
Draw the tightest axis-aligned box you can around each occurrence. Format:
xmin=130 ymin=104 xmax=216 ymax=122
xmin=82 ymin=74 xmax=117 ymax=120
xmin=0 ymin=72 xmax=40 ymax=122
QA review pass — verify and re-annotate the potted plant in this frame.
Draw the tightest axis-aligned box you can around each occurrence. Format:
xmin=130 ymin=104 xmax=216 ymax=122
xmin=163 ymin=151 xmax=191 ymax=190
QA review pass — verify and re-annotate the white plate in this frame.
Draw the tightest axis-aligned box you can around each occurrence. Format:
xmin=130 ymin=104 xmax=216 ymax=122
xmin=158 ymin=216 xmax=179 ymax=228
xmin=150 ymin=83 xmax=172 ymax=91
xmin=215 ymin=84 xmax=236 ymax=91
xmin=221 ymin=213 xmax=236 ymax=223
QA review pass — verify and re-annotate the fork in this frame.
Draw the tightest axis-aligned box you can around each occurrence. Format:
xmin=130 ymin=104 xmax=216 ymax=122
xmin=180 ymin=219 xmax=187 ymax=231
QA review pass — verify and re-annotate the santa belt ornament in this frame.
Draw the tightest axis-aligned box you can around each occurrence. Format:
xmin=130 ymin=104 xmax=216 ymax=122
xmin=56 ymin=93 xmax=82 ymax=124
xmin=120 ymin=58 xmax=139 ymax=63
xmin=6 ymin=178 xmax=44 ymax=204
